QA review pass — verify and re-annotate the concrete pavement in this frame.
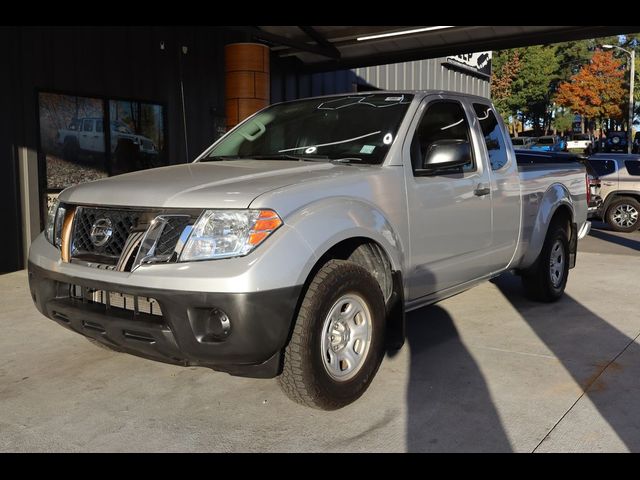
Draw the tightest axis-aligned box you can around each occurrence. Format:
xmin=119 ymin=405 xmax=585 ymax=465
xmin=1 ymin=229 xmax=639 ymax=452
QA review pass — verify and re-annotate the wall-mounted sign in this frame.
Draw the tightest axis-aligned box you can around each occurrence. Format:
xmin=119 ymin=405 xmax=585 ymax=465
xmin=445 ymin=52 xmax=492 ymax=78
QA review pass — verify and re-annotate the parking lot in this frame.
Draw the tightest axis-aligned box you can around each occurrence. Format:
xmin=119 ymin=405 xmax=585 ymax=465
xmin=1 ymin=222 xmax=638 ymax=452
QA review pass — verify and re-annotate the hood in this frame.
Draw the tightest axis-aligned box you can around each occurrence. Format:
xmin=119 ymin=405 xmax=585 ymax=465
xmin=59 ymin=160 xmax=361 ymax=209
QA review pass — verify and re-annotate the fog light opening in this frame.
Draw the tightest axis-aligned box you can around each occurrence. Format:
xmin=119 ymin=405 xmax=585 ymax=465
xmin=212 ymin=308 xmax=231 ymax=338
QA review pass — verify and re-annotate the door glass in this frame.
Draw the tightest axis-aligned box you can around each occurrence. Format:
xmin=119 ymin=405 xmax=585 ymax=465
xmin=587 ymin=159 xmax=616 ymax=177
xmin=82 ymin=119 xmax=94 ymax=132
xmin=109 ymin=100 xmax=166 ymax=175
xmin=473 ymin=103 xmax=509 ymax=170
xmin=625 ymin=160 xmax=640 ymax=176
xmin=411 ymin=101 xmax=474 ymax=174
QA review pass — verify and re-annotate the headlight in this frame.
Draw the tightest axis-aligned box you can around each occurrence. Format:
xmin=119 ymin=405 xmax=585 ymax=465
xmin=179 ymin=209 xmax=282 ymax=261
xmin=45 ymin=198 xmax=67 ymax=248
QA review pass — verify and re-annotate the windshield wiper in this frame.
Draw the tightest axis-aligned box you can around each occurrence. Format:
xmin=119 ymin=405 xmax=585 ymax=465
xmin=199 ymin=155 xmax=242 ymax=162
xmin=250 ymin=154 xmax=313 ymax=161
xmin=200 ymin=154 xmax=365 ymax=164
xmin=329 ymin=157 xmax=365 ymax=164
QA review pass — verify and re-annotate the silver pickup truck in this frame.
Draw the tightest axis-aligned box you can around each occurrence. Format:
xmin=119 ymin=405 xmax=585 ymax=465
xmin=28 ymin=91 xmax=590 ymax=410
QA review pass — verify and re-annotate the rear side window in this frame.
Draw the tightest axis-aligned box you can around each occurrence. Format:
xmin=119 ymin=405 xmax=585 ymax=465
xmin=588 ymin=159 xmax=616 ymax=176
xmin=473 ymin=103 xmax=509 ymax=170
xmin=625 ymin=160 xmax=640 ymax=176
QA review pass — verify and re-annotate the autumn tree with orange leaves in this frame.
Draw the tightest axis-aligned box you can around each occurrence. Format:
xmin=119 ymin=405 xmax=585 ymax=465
xmin=555 ymin=50 xmax=626 ymax=133
xmin=491 ymin=50 xmax=522 ymax=134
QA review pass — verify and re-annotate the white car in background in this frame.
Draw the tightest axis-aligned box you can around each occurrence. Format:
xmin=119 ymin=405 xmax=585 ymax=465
xmin=567 ymin=133 xmax=595 ymax=153
xmin=57 ymin=117 xmax=158 ymax=162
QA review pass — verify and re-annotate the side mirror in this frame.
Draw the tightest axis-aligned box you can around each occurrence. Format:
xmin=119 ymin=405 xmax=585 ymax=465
xmin=415 ymin=139 xmax=472 ymax=176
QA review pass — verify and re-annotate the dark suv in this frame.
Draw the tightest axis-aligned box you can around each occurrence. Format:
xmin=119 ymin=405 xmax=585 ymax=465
xmin=604 ymin=131 xmax=628 ymax=153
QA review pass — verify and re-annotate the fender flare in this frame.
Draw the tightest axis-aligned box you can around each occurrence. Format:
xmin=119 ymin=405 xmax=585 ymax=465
xmin=518 ymin=183 xmax=575 ymax=269
xmin=283 ymin=196 xmax=406 ymax=288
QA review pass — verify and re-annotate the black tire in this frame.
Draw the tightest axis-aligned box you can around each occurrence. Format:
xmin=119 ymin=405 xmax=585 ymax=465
xmin=62 ymin=139 xmax=79 ymax=162
xmin=521 ymin=222 xmax=570 ymax=302
xmin=278 ymin=259 xmax=386 ymax=410
xmin=605 ymin=197 xmax=640 ymax=233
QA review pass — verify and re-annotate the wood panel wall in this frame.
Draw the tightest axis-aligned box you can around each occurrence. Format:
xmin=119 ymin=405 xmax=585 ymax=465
xmin=225 ymin=43 xmax=270 ymax=129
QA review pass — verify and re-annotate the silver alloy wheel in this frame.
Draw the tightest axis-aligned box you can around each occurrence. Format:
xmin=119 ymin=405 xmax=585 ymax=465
xmin=612 ymin=204 xmax=639 ymax=228
xmin=320 ymin=293 xmax=372 ymax=382
xmin=549 ymin=239 xmax=565 ymax=288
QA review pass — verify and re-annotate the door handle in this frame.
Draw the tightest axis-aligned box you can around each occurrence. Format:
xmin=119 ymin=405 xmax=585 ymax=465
xmin=474 ymin=184 xmax=491 ymax=196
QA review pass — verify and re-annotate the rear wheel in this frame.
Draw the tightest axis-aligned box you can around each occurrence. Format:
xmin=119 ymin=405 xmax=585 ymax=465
xmin=278 ymin=260 xmax=385 ymax=410
xmin=605 ymin=197 xmax=640 ymax=232
xmin=521 ymin=222 xmax=570 ymax=302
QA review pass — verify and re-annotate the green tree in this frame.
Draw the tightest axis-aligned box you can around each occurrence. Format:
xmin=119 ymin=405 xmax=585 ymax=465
xmin=552 ymin=108 xmax=574 ymax=135
xmin=509 ymin=45 xmax=560 ymax=134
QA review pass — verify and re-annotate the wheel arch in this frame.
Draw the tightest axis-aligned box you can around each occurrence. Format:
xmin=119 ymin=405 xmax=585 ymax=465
xmin=298 ymin=236 xmax=405 ymax=351
xmin=518 ymin=183 xmax=577 ymax=270
xmin=603 ymin=191 xmax=640 ymax=213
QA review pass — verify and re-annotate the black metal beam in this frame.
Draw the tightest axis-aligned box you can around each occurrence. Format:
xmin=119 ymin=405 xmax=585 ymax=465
xmin=297 ymin=26 xmax=341 ymax=59
xmin=249 ymin=27 xmax=341 ymax=60
xmin=298 ymin=26 xmax=639 ymax=73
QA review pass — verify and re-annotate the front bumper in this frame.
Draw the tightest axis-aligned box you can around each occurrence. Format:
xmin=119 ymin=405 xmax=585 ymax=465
xmin=28 ymin=262 xmax=302 ymax=378
xmin=577 ymin=221 xmax=592 ymax=240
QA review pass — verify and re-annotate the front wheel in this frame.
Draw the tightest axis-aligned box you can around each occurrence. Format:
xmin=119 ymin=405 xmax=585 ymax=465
xmin=521 ymin=223 xmax=570 ymax=302
xmin=605 ymin=197 xmax=640 ymax=233
xmin=278 ymin=260 xmax=385 ymax=410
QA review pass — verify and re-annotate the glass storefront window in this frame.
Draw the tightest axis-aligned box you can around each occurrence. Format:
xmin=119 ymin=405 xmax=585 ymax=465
xmin=38 ymin=91 xmax=167 ymax=192
xmin=38 ymin=92 xmax=108 ymax=190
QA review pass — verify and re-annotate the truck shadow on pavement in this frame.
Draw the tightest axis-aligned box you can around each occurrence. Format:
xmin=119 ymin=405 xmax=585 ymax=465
xmin=493 ymin=272 xmax=640 ymax=452
xmin=404 ymin=304 xmax=513 ymax=452
xmin=588 ymin=228 xmax=640 ymax=252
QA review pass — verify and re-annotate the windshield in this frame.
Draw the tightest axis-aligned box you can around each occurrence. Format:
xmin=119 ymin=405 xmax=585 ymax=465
xmin=111 ymin=121 xmax=134 ymax=134
xmin=536 ymin=137 xmax=555 ymax=145
xmin=202 ymin=94 xmax=414 ymax=164
xmin=572 ymin=134 xmax=590 ymax=141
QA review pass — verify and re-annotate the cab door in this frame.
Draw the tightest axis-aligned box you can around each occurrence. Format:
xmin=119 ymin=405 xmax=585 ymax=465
xmin=403 ymin=96 xmax=494 ymax=300
xmin=79 ymin=119 xmax=94 ymax=151
xmin=470 ymin=102 xmax=521 ymax=273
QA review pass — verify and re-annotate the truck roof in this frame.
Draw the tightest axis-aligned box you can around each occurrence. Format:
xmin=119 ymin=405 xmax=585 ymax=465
xmin=270 ymin=90 xmax=493 ymax=108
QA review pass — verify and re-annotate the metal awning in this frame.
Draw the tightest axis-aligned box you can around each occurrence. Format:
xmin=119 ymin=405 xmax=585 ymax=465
xmin=242 ymin=26 xmax=639 ymax=72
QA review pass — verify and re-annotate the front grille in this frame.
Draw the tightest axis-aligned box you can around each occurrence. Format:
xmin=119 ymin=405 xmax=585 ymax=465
xmin=155 ymin=216 xmax=191 ymax=258
xmin=69 ymin=206 xmax=197 ymax=271
xmin=70 ymin=284 xmax=163 ymax=317
xmin=73 ymin=207 xmax=140 ymax=259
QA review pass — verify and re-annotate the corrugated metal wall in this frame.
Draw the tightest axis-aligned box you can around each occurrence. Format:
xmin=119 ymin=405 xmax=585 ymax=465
xmin=354 ymin=57 xmax=490 ymax=98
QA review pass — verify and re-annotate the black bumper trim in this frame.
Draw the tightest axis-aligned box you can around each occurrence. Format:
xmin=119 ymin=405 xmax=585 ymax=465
xmin=28 ymin=262 xmax=302 ymax=378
